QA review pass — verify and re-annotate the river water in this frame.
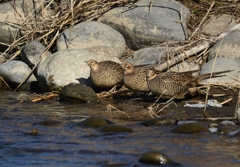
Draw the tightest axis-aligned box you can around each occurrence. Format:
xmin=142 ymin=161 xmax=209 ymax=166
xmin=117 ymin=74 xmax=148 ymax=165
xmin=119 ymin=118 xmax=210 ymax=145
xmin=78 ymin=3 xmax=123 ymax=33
xmin=0 ymin=91 xmax=240 ymax=166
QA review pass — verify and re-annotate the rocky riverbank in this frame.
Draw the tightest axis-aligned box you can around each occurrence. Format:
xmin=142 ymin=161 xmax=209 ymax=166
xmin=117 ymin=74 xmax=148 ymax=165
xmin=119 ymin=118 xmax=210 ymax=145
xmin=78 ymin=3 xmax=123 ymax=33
xmin=0 ymin=1 xmax=240 ymax=122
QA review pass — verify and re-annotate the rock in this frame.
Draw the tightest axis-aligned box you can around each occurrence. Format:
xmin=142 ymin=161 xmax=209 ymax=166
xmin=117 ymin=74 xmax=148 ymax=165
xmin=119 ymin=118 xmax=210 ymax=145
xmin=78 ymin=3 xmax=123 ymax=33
xmin=171 ymin=123 xmax=209 ymax=134
xmin=24 ymin=129 xmax=39 ymax=135
xmin=125 ymin=47 xmax=200 ymax=72
xmin=33 ymin=120 xmax=61 ymax=126
xmin=0 ymin=60 xmax=37 ymax=88
xmin=218 ymin=126 xmax=239 ymax=134
xmin=208 ymin=30 xmax=240 ymax=62
xmin=60 ymin=83 xmax=100 ymax=103
xmin=77 ymin=117 xmax=113 ymax=128
xmin=0 ymin=76 xmax=3 ymax=90
xmin=0 ymin=0 xmax=57 ymax=44
xmin=99 ymin=0 xmax=190 ymax=50
xmin=139 ymin=151 xmax=172 ymax=165
xmin=169 ymin=61 xmax=200 ymax=73
xmin=56 ymin=21 xmax=126 ymax=58
xmin=101 ymin=125 xmax=133 ymax=133
xmin=200 ymin=58 xmax=240 ymax=87
xmin=202 ymin=14 xmax=237 ymax=36
xmin=37 ymin=49 xmax=122 ymax=92
xmin=17 ymin=81 xmax=40 ymax=92
xmin=140 ymin=117 xmax=176 ymax=126
xmin=21 ymin=41 xmax=51 ymax=71
xmin=220 ymin=120 xmax=236 ymax=126
xmin=125 ymin=47 xmax=168 ymax=65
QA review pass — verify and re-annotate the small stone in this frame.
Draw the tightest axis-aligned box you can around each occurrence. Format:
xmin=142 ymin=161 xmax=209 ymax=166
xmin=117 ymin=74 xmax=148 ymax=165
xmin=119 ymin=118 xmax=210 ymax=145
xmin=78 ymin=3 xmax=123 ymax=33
xmin=171 ymin=123 xmax=209 ymax=134
xmin=79 ymin=117 xmax=112 ymax=128
xmin=220 ymin=120 xmax=236 ymax=126
xmin=33 ymin=120 xmax=61 ymax=126
xmin=101 ymin=125 xmax=133 ymax=133
xmin=24 ymin=129 xmax=39 ymax=135
xmin=140 ymin=117 xmax=176 ymax=126
xmin=60 ymin=83 xmax=100 ymax=103
xmin=217 ymin=126 xmax=239 ymax=134
xmin=139 ymin=151 xmax=172 ymax=165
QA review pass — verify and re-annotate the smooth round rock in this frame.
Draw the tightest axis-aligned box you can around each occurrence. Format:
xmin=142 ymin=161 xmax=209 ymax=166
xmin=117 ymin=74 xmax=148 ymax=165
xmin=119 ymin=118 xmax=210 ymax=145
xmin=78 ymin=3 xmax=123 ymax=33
xmin=37 ymin=49 xmax=122 ymax=92
xmin=140 ymin=117 xmax=176 ymax=126
xmin=57 ymin=21 xmax=126 ymax=58
xmin=60 ymin=83 xmax=100 ymax=103
xmin=99 ymin=0 xmax=190 ymax=50
xmin=0 ymin=76 xmax=3 ymax=90
xmin=171 ymin=123 xmax=209 ymax=134
xmin=209 ymin=30 xmax=240 ymax=63
xmin=101 ymin=125 xmax=133 ymax=133
xmin=139 ymin=151 xmax=172 ymax=165
xmin=79 ymin=117 xmax=112 ymax=128
xmin=0 ymin=60 xmax=37 ymax=87
xmin=217 ymin=126 xmax=239 ymax=134
xmin=200 ymin=58 xmax=240 ymax=87
xmin=33 ymin=120 xmax=61 ymax=126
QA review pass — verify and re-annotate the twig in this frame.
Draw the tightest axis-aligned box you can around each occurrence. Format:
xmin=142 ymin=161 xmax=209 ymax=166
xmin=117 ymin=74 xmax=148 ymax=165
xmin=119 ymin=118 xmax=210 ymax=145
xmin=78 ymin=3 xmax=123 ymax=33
xmin=14 ymin=30 xmax=60 ymax=91
xmin=106 ymin=104 xmax=130 ymax=118
xmin=0 ymin=76 xmax=11 ymax=90
xmin=203 ymin=39 xmax=223 ymax=117
xmin=189 ymin=2 xmax=215 ymax=40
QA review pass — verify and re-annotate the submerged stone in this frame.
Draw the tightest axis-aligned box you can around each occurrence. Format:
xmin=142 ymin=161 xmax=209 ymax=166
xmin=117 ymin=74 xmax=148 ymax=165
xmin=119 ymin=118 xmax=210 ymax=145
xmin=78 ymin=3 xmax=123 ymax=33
xmin=33 ymin=120 xmax=61 ymax=126
xmin=79 ymin=117 xmax=112 ymax=128
xmin=140 ymin=117 xmax=176 ymax=126
xmin=101 ymin=125 xmax=133 ymax=133
xmin=25 ymin=129 xmax=39 ymax=135
xmin=171 ymin=123 xmax=209 ymax=134
xmin=60 ymin=83 xmax=100 ymax=103
xmin=139 ymin=151 xmax=172 ymax=165
xmin=218 ymin=126 xmax=239 ymax=134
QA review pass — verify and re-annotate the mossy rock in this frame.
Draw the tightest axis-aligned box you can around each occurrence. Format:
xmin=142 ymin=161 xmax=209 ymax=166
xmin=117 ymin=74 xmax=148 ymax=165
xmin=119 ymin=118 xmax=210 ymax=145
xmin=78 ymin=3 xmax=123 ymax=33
xmin=25 ymin=129 xmax=38 ymax=135
xmin=171 ymin=123 xmax=209 ymax=134
xmin=80 ymin=117 xmax=112 ymax=128
xmin=218 ymin=126 xmax=239 ymax=134
xmin=140 ymin=117 xmax=176 ymax=126
xmin=33 ymin=120 xmax=61 ymax=126
xmin=139 ymin=151 xmax=172 ymax=165
xmin=101 ymin=125 xmax=133 ymax=133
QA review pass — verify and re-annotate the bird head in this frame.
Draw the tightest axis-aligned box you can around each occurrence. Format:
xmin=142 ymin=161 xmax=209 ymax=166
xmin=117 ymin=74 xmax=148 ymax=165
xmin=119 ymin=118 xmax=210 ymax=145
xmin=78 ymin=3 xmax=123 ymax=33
xmin=121 ymin=62 xmax=134 ymax=75
xmin=86 ymin=59 xmax=99 ymax=71
xmin=146 ymin=69 xmax=157 ymax=80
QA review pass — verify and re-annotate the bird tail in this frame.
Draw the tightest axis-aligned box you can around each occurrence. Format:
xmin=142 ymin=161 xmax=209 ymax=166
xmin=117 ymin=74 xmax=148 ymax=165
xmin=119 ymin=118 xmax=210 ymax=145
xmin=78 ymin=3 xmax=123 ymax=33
xmin=199 ymin=70 xmax=232 ymax=80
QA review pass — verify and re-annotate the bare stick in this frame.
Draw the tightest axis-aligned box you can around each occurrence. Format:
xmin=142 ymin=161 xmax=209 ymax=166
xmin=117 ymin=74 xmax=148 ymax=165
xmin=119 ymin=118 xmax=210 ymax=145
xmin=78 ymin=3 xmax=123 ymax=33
xmin=14 ymin=30 xmax=60 ymax=91
xmin=154 ymin=23 xmax=240 ymax=71
xmin=189 ymin=2 xmax=215 ymax=40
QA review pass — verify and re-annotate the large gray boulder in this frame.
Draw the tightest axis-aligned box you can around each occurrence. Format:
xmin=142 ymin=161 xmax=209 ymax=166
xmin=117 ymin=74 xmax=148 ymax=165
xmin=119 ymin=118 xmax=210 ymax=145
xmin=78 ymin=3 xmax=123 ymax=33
xmin=56 ymin=21 xmax=126 ymax=58
xmin=200 ymin=58 xmax=240 ymax=87
xmin=202 ymin=14 xmax=237 ymax=36
xmin=99 ymin=0 xmax=190 ymax=50
xmin=0 ymin=0 xmax=57 ymax=44
xmin=0 ymin=60 xmax=36 ymax=87
xmin=208 ymin=30 xmax=240 ymax=63
xmin=21 ymin=41 xmax=52 ymax=77
xmin=37 ymin=49 xmax=122 ymax=92
xmin=125 ymin=47 xmax=200 ymax=72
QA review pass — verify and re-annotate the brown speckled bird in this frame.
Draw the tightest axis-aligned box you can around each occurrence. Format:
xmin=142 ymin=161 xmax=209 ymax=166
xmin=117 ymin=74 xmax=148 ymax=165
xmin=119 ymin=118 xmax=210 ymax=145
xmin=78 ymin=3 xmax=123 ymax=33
xmin=146 ymin=69 xmax=231 ymax=102
xmin=121 ymin=62 xmax=160 ymax=92
xmin=86 ymin=59 xmax=124 ymax=88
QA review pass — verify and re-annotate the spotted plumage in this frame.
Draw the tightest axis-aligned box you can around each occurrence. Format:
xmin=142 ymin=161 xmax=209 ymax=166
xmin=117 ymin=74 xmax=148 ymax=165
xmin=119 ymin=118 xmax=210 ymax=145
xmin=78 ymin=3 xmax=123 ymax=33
xmin=86 ymin=59 xmax=124 ymax=88
xmin=122 ymin=62 xmax=160 ymax=92
xmin=146 ymin=69 xmax=231 ymax=99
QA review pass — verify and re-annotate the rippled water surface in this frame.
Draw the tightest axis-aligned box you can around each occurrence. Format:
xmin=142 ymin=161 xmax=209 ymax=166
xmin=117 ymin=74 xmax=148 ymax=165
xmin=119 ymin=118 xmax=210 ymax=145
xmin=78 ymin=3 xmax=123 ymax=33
xmin=0 ymin=91 xmax=240 ymax=167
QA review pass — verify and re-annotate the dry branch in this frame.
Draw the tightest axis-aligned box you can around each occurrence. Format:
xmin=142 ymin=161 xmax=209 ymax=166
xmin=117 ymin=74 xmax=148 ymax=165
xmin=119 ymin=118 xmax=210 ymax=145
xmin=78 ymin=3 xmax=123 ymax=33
xmin=154 ymin=23 xmax=240 ymax=71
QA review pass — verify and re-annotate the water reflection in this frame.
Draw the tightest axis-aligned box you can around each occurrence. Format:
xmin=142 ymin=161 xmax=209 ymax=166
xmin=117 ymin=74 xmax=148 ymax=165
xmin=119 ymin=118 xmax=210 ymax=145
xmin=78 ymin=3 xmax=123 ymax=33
xmin=0 ymin=91 xmax=240 ymax=166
